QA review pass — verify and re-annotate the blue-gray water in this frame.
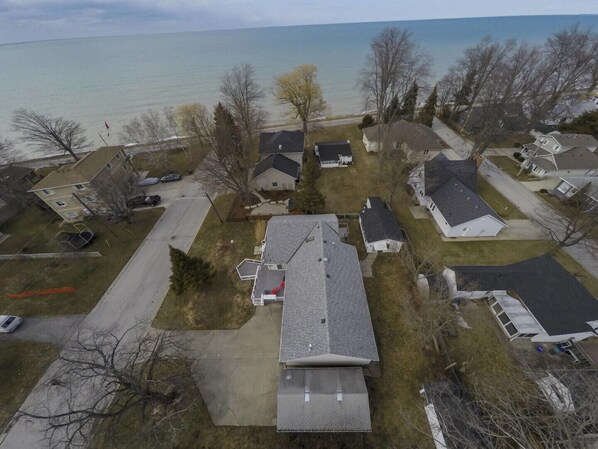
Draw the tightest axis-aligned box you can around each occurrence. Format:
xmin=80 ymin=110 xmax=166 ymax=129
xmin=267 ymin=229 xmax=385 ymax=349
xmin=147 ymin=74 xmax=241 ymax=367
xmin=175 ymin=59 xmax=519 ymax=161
xmin=1 ymin=15 xmax=597 ymax=160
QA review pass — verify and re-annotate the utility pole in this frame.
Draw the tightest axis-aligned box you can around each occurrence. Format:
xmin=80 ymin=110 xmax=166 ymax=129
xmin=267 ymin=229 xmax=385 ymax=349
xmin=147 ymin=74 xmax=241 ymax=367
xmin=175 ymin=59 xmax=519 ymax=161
xmin=205 ymin=192 xmax=223 ymax=224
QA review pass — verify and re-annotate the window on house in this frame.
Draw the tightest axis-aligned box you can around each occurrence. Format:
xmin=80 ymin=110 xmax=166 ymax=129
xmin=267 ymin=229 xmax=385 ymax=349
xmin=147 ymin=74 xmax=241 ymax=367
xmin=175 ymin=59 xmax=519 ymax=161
xmin=430 ymin=204 xmax=435 ymax=211
xmin=272 ymin=182 xmax=278 ymax=187
xmin=42 ymin=189 xmax=55 ymax=195
xmin=106 ymin=162 xmax=112 ymax=169
xmin=74 ymin=184 xmax=85 ymax=190
xmin=492 ymin=303 xmax=503 ymax=315
xmin=498 ymin=313 xmax=510 ymax=325
xmin=504 ymin=323 xmax=518 ymax=337
xmin=116 ymin=153 xmax=121 ymax=159
xmin=55 ymin=200 xmax=67 ymax=207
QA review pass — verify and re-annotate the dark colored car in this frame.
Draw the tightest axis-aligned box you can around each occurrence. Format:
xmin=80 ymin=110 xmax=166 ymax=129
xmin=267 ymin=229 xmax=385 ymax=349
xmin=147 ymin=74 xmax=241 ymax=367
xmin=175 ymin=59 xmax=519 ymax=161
xmin=160 ymin=173 xmax=182 ymax=183
xmin=127 ymin=194 xmax=161 ymax=208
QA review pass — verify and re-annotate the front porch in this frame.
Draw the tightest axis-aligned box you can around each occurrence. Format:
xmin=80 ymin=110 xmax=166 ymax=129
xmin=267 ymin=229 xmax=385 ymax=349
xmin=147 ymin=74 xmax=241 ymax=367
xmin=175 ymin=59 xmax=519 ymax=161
xmin=251 ymin=265 xmax=285 ymax=306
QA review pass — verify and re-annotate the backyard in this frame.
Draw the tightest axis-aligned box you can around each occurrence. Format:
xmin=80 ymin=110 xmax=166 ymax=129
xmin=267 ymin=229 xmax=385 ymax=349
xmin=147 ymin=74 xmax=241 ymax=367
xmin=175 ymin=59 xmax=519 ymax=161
xmin=0 ymin=206 xmax=164 ymax=316
xmin=131 ymin=142 xmax=209 ymax=178
xmin=488 ymin=156 xmax=536 ymax=182
xmin=152 ymin=194 xmax=257 ymax=330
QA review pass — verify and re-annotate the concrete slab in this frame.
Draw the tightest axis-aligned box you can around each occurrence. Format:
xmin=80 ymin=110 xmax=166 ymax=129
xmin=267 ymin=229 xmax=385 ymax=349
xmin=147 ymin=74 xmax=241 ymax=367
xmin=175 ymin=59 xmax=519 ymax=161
xmin=359 ymin=253 xmax=377 ymax=278
xmin=408 ymin=205 xmax=429 ymax=219
xmin=0 ymin=315 xmax=86 ymax=347
xmin=249 ymin=202 xmax=288 ymax=216
xmin=187 ymin=304 xmax=282 ymax=426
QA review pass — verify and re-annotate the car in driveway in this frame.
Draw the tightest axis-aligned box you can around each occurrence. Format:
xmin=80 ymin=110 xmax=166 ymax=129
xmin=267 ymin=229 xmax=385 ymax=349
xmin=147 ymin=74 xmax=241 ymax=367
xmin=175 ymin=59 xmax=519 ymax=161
xmin=0 ymin=315 xmax=23 ymax=333
xmin=160 ymin=173 xmax=182 ymax=183
xmin=127 ymin=194 xmax=161 ymax=208
xmin=137 ymin=177 xmax=160 ymax=187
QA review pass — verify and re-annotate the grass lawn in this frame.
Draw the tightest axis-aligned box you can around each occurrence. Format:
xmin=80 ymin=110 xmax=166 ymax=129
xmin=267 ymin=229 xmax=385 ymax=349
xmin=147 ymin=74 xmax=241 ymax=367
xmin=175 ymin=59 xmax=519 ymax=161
xmin=0 ymin=341 xmax=57 ymax=430
xmin=488 ymin=156 xmax=536 ymax=181
xmin=341 ymin=218 xmax=367 ymax=260
xmin=152 ymin=194 xmax=256 ymax=330
xmin=129 ymin=142 xmax=209 ymax=178
xmin=477 ymin=176 xmax=526 ymax=220
xmin=0 ymin=208 xmax=163 ymax=316
xmin=310 ymin=124 xmax=386 ymax=213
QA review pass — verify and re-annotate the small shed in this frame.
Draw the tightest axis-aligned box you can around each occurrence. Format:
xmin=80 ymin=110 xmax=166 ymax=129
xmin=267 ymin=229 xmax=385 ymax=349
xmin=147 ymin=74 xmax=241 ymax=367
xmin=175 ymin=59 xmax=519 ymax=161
xmin=359 ymin=197 xmax=404 ymax=253
xmin=315 ymin=141 xmax=353 ymax=168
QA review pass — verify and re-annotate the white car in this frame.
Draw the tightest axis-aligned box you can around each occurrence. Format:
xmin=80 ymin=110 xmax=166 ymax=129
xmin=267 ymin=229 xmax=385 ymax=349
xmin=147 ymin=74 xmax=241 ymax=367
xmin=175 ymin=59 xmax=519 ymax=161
xmin=137 ymin=177 xmax=160 ymax=187
xmin=0 ymin=315 xmax=23 ymax=333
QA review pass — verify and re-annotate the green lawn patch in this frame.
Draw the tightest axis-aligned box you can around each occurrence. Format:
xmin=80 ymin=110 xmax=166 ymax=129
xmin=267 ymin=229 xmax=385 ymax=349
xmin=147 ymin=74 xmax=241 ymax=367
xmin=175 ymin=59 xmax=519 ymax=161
xmin=488 ymin=156 xmax=536 ymax=182
xmin=311 ymin=124 xmax=385 ymax=213
xmin=0 ymin=340 xmax=57 ymax=430
xmin=153 ymin=194 xmax=256 ymax=330
xmin=0 ymin=208 xmax=163 ymax=316
xmin=477 ymin=176 xmax=527 ymax=220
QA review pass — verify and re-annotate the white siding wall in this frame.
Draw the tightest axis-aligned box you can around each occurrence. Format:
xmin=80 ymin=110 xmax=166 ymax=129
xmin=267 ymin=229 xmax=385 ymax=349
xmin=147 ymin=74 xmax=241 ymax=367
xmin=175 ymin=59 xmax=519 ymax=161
xmin=254 ymin=169 xmax=296 ymax=191
xmin=429 ymin=203 xmax=505 ymax=237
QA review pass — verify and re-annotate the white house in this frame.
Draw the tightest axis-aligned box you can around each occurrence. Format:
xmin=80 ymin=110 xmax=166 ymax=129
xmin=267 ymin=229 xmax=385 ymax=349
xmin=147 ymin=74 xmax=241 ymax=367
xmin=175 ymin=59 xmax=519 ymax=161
xmin=438 ymin=256 xmax=598 ymax=344
xmin=252 ymin=154 xmax=299 ymax=191
xmin=408 ymin=154 xmax=507 ymax=238
xmin=361 ymin=120 xmax=445 ymax=161
xmin=314 ymin=141 xmax=353 ymax=168
xmin=359 ymin=197 xmax=404 ymax=253
xmin=520 ymin=133 xmax=598 ymax=178
xmin=259 ymin=130 xmax=305 ymax=171
xmin=553 ymin=176 xmax=598 ymax=213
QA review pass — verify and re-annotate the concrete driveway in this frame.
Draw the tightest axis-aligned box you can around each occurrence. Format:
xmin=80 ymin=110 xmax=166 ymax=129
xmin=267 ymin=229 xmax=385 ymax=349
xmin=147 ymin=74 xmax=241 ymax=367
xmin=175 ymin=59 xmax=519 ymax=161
xmin=186 ymin=304 xmax=282 ymax=426
xmin=0 ymin=315 xmax=85 ymax=347
xmin=0 ymin=177 xmax=212 ymax=449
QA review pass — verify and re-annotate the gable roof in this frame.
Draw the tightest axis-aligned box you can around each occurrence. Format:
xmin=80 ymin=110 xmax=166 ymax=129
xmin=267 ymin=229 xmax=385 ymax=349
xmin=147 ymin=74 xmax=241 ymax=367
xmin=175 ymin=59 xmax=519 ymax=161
xmin=424 ymin=153 xmax=477 ymax=196
xmin=272 ymin=218 xmax=378 ymax=364
xmin=553 ymin=147 xmax=598 ymax=170
xmin=315 ymin=141 xmax=353 ymax=162
xmin=429 ymin=178 xmax=505 ymax=227
xmin=277 ymin=368 xmax=371 ymax=432
xmin=360 ymin=197 xmax=404 ymax=243
xmin=551 ymin=133 xmax=598 ymax=149
xmin=259 ymin=130 xmax=304 ymax=155
xmin=362 ymin=120 xmax=446 ymax=151
xmin=30 ymin=146 xmax=124 ymax=191
xmin=452 ymin=256 xmax=598 ymax=336
xmin=253 ymin=154 xmax=300 ymax=179
xmin=0 ymin=165 xmax=35 ymax=183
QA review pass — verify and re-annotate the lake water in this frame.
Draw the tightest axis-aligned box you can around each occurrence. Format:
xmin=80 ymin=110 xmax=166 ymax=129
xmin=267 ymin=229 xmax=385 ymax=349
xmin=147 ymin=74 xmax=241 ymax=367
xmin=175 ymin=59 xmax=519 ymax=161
xmin=1 ymin=14 xmax=597 ymax=160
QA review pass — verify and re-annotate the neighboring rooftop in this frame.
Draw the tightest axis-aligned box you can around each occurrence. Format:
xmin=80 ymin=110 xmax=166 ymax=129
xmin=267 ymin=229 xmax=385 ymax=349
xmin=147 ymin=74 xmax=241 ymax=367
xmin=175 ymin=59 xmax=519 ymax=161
xmin=424 ymin=153 xmax=477 ymax=196
xmin=29 ymin=146 xmax=124 ymax=191
xmin=315 ymin=141 xmax=352 ymax=162
xmin=279 ymin=221 xmax=379 ymax=364
xmin=362 ymin=120 xmax=446 ymax=150
xmin=558 ymin=176 xmax=598 ymax=200
xmin=0 ymin=165 xmax=35 ymax=185
xmin=259 ymin=130 xmax=305 ymax=155
xmin=453 ymin=256 xmax=598 ymax=336
xmin=550 ymin=133 xmax=598 ymax=149
xmin=429 ymin=178 xmax=504 ymax=227
xmin=552 ymin=147 xmax=598 ymax=170
xmin=253 ymin=154 xmax=300 ymax=179
xmin=360 ymin=197 xmax=404 ymax=242
xmin=277 ymin=368 xmax=371 ymax=432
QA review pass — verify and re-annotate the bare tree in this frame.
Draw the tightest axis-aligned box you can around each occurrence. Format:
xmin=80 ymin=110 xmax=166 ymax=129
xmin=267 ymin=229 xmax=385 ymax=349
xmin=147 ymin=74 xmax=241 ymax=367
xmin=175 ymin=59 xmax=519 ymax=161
xmin=11 ymin=109 xmax=89 ymax=161
xmin=195 ymin=103 xmax=253 ymax=204
xmin=93 ymin=173 xmax=135 ymax=223
xmin=220 ymin=64 xmax=266 ymax=149
xmin=532 ymin=200 xmax=598 ymax=255
xmin=273 ymin=64 xmax=328 ymax=142
xmin=0 ymin=136 xmax=19 ymax=165
xmin=20 ymin=327 xmax=193 ymax=449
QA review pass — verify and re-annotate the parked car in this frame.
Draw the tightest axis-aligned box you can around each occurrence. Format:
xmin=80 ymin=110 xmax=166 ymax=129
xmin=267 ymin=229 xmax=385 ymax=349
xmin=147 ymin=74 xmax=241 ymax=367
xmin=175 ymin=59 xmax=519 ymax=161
xmin=160 ymin=173 xmax=182 ymax=183
xmin=137 ymin=177 xmax=160 ymax=187
xmin=127 ymin=194 xmax=161 ymax=208
xmin=0 ymin=315 xmax=23 ymax=333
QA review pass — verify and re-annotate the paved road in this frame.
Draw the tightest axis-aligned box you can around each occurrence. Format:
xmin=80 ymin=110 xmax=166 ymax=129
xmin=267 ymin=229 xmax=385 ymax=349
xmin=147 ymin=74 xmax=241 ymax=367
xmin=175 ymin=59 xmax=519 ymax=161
xmin=0 ymin=177 xmax=212 ymax=449
xmin=432 ymin=118 xmax=598 ymax=279
xmin=0 ymin=315 xmax=85 ymax=347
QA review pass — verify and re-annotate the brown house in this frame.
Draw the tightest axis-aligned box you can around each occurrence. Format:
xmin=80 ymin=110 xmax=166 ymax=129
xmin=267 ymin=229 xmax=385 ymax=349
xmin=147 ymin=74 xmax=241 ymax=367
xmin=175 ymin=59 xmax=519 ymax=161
xmin=29 ymin=146 xmax=137 ymax=222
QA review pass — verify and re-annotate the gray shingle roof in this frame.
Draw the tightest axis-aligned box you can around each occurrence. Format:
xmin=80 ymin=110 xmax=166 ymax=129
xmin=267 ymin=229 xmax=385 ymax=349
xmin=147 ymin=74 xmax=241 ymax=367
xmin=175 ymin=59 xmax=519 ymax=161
xmin=362 ymin=120 xmax=446 ymax=151
xmin=277 ymin=219 xmax=379 ymax=364
xmin=360 ymin=197 xmax=404 ymax=243
xmin=553 ymin=147 xmax=598 ymax=170
xmin=529 ymin=156 xmax=557 ymax=171
xmin=424 ymin=153 xmax=477 ymax=196
xmin=259 ymin=130 xmax=305 ymax=155
xmin=429 ymin=178 xmax=505 ymax=227
xmin=253 ymin=154 xmax=300 ymax=179
xmin=262 ymin=214 xmax=339 ymax=264
xmin=552 ymin=133 xmax=598 ymax=149
xmin=452 ymin=256 xmax=598 ymax=336
xmin=277 ymin=368 xmax=371 ymax=432
xmin=558 ymin=176 xmax=598 ymax=200
xmin=315 ymin=141 xmax=353 ymax=163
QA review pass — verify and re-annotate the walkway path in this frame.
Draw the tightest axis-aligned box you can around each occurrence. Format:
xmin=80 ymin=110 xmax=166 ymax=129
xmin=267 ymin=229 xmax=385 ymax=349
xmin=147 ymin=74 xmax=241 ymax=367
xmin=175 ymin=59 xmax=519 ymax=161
xmin=0 ymin=177 xmax=212 ymax=449
xmin=432 ymin=118 xmax=598 ymax=279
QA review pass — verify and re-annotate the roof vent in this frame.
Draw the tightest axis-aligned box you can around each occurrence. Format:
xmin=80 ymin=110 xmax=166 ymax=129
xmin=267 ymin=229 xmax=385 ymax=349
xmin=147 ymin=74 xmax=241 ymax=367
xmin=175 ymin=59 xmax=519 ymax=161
xmin=326 ymin=274 xmax=330 ymax=278
xmin=308 ymin=343 xmax=312 ymax=351
xmin=306 ymin=236 xmax=315 ymax=243
xmin=305 ymin=388 xmax=310 ymax=402
xmin=318 ymin=257 xmax=322 ymax=262
xmin=323 ymin=257 xmax=328 ymax=262
xmin=286 ymin=374 xmax=292 ymax=380
xmin=337 ymin=389 xmax=343 ymax=402
xmin=321 ymin=318 xmax=326 ymax=324
xmin=278 ymin=144 xmax=282 ymax=150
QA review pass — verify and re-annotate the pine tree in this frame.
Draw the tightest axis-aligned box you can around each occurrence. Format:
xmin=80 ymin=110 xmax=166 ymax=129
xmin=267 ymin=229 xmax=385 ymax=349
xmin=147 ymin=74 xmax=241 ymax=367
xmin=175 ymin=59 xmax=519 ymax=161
xmin=295 ymin=158 xmax=325 ymax=214
xmin=383 ymin=95 xmax=400 ymax=124
xmin=399 ymin=81 xmax=418 ymax=121
xmin=417 ymin=85 xmax=438 ymax=127
xmin=452 ymin=69 xmax=475 ymax=116
xmin=169 ymin=245 xmax=214 ymax=295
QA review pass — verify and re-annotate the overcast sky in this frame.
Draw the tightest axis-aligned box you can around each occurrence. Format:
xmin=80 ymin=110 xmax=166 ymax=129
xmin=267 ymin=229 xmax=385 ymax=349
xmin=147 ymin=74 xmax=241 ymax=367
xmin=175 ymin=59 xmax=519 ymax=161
xmin=0 ymin=0 xmax=596 ymax=44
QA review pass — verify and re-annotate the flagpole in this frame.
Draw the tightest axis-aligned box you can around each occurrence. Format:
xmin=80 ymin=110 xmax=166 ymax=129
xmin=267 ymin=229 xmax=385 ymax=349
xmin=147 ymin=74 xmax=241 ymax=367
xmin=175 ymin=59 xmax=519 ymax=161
xmin=97 ymin=132 xmax=109 ymax=147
